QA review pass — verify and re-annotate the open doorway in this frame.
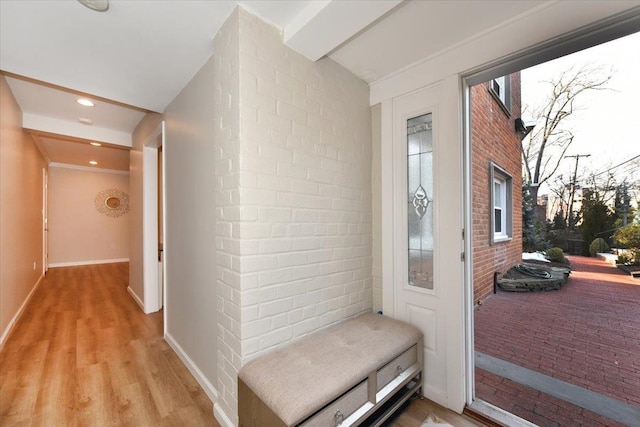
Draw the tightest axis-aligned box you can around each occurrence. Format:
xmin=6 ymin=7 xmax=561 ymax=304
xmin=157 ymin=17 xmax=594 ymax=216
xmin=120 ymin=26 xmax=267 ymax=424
xmin=467 ymin=32 xmax=640 ymax=426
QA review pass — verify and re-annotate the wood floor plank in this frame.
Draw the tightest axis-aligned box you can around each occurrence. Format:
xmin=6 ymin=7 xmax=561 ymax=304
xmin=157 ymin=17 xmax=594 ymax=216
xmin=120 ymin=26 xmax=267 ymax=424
xmin=0 ymin=263 xmax=219 ymax=427
xmin=35 ymin=342 xmax=78 ymax=425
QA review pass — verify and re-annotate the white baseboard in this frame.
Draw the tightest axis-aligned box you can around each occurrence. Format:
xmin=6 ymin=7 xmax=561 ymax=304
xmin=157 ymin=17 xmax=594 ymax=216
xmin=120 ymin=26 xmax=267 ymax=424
xmin=49 ymin=258 xmax=129 ymax=268
xmin=164 ymin=332 xmax=219 ymax=404
xmin=127 ymin=286 xmax=144 ymax=311
xmin=214 ymin=402 xmax=236 ymax=427
xmin=0 ymin=273 xmax=44 ymax=351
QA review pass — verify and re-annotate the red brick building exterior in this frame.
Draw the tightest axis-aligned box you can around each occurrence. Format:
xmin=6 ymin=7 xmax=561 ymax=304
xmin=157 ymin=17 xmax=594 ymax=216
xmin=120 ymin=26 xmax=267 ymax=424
xmin=471 ymin=73 xmax=523 ymax=304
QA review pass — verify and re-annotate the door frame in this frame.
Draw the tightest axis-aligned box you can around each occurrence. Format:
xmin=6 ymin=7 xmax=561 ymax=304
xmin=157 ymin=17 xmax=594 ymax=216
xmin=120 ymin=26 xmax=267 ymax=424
xmin=142 ymin=121 xmax=166 ymax=315
xmin=462 ymin=8 xmax=640 ymax=413
xmin=42 ymin=168 xmax=48 ymax=275
xmin=377 ymin=6 xmax=640 ymax=416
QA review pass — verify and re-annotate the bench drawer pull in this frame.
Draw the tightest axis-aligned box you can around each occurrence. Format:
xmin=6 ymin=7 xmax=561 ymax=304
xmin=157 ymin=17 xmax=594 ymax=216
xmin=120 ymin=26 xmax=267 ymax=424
xmin=334 ymin=410 xmax=343 ymax=426
xmin=300 ymin=380 xmax=368 ymax=427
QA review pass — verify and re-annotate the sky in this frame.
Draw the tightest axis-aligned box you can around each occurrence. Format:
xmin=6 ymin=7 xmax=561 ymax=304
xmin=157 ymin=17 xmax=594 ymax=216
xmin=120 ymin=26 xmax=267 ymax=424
xmin=521 ymin=31 xmax=640 ymax=197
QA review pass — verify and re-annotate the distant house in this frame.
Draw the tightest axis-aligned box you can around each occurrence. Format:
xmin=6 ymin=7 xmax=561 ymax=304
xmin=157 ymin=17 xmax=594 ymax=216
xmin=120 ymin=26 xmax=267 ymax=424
xmin=471 ymin=73 xmax=523 ymax=303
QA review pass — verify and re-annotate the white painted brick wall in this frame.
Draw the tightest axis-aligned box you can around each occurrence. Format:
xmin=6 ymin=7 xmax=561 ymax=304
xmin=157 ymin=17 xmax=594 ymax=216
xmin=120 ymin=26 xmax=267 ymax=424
xmin=213 ymin=7 xmax=373 ymax=425
xmin=237 ymin=6 xmax=372 ymax=364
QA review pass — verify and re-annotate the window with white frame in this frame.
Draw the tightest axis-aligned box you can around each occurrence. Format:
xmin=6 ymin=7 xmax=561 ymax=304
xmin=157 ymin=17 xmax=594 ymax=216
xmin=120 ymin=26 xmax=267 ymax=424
xmin=490 ymin=163 xmax=512 ymax=243
xmin=489 ymin=75 xmax=511 ymax=113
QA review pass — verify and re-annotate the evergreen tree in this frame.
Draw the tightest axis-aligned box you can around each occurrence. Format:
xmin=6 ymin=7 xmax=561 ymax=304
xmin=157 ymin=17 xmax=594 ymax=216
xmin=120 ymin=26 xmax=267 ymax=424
xmin=580 ymin=191 xmax=614 ymax=256
xmin=613 ymin=183 xmax=635 ymax=227
xmin=551 ymin=208 xmax=566 ymax=230
xmin=522 ymin=183 xmax=540 ymax=251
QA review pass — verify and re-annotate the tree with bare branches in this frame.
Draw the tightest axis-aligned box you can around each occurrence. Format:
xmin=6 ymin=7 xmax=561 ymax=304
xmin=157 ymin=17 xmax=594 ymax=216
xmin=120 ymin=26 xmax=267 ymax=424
xmin=522 ymin=65 xmax=613 ymax=203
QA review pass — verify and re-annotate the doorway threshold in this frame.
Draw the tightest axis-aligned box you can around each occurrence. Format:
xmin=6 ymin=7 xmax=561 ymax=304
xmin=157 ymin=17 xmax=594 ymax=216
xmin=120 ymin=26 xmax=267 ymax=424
xmin=476 ymin=351 xmax=640 ymax=425
xmin=466 ymin=399 xmax=537 ymax=427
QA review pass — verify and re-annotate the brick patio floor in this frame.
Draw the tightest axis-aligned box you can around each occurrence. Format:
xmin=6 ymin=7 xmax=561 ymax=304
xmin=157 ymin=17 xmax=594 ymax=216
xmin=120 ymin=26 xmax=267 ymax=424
xmin=474 ymin=255 xmax=640 ymax=426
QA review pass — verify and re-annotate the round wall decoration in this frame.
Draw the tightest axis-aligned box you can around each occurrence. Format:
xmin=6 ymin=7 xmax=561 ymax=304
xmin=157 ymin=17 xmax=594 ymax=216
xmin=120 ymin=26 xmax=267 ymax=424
xmin=95 ymin=188 xmax=129 ymax=218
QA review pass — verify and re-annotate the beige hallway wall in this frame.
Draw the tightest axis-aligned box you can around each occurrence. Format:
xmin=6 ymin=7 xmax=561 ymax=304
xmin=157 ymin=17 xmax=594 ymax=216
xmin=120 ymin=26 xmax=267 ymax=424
xmin=48 ymin=165 xmax=129 ymax=266
xmin=163 ymin=53 xmax=218 ymax=400
xmin=0 ymin=75 xmax=47 ymax=345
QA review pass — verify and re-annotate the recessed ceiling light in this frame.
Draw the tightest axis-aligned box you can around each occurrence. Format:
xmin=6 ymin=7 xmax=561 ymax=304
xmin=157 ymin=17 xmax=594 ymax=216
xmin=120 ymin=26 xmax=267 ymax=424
xmin=77 ymin=0 xmax=109 ymax=12
xmin=77 ymin=98 xmax=95 ymax=107
xmin=78 ymin=117 xmax=93 ymax=125
xmin=89 ymin=161 xmax=98 ymax=165
xmin=90 ymin=142 xmax=102 ymax=147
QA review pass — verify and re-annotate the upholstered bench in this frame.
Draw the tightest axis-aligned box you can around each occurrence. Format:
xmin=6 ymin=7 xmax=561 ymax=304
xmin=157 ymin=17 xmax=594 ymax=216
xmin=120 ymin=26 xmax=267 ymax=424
xmin=238 ymin=313 xmax=423 ymax=427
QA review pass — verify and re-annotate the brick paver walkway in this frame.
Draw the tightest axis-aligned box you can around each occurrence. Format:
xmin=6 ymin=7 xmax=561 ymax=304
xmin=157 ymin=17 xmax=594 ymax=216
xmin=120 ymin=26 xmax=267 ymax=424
xmin=474 ymin=255 xmax=640 ymax=426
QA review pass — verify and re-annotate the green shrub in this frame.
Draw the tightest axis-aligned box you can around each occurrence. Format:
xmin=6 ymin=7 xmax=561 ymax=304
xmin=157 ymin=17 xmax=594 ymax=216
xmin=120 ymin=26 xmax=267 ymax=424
xmin=617 ymin=253 xmax=630 ymax=265
xmin=546 ymin=247 xmax=565 ymax=263
xmin=589 ymin=238 xmax=609 ymax=256
xmin=614 ymin=225 xmax=640 ymax=265
xmin=614 ymin=224 xmax=640 ymax=249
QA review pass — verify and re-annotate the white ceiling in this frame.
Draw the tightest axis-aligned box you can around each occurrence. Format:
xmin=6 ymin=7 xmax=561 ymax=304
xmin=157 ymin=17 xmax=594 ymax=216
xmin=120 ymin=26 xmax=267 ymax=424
xmin=5 ymin=76 xmax=145 ymax=134
xmin=328 ymin=0 xmax=546 ymax=83
xmin=0 ymin=1 xmax=315 ymax=113
xmin=2 ymin=0 xmax=638 ymax=170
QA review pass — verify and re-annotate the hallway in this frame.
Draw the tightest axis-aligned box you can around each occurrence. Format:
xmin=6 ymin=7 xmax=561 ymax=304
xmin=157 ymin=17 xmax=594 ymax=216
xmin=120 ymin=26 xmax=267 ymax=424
xmin=0 ymin=263 xmax=218 ymax=426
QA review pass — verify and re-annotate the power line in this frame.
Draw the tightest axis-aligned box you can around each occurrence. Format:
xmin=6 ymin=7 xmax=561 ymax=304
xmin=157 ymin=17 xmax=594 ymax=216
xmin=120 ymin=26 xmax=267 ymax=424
xmin=565 ymin=154 xmax=590 ymax=228
xmin=592 ymin=153 xmax=640 ymax=177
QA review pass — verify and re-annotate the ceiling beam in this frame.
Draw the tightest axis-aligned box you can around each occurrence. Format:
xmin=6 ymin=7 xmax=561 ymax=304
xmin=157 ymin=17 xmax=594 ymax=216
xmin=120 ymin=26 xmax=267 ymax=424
xmin=23 ymin=114 xmax=132 ymax=148
xmin=284 ymin=0 xmax=403 ymax=62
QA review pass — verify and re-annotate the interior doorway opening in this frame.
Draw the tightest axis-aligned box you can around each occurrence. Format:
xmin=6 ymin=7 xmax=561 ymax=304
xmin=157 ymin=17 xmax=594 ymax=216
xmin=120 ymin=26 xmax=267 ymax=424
xmin=465 ymin=30 xmax=640 ymax=426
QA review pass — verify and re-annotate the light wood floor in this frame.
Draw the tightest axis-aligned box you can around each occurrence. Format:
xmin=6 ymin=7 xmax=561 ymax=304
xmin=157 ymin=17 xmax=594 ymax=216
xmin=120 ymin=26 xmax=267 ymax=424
xmin=0 ymin=263 xmax=219 ymax=426
xmin=1 ymin=263 xmax=483 ymax=427
xmin=390 ymin=397 xmax=484 ymax=427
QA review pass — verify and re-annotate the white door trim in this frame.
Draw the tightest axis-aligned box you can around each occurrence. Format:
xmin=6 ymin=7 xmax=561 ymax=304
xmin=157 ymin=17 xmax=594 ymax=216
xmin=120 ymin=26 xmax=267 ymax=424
xmin=42 ymin=168 xmax=48 ymax=274
xmin=142 ymin=121 xmax=165 ymax=315
xmin=462 ymin=80 xmax=475 ymax=405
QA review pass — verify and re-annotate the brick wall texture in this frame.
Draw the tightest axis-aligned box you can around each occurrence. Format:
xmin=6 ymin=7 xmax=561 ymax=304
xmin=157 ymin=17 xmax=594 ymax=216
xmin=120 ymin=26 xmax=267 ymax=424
xmin=471 ymin=74 xmax=523 ymax=304
xmin=214 ymin=7 xmax=373 ymax=423
xmin=213 ymin=8 xmax=242 ymax=423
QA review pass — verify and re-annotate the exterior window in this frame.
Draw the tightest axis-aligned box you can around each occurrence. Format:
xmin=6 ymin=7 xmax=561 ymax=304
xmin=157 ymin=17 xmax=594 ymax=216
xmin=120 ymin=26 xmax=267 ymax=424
xmin=489 ymin=75 xmax=511 ymax=113
xmin=407 ymin=113 xmax=433 ymax=289
xmin=490 ymin=163 xmax=512 ymax=243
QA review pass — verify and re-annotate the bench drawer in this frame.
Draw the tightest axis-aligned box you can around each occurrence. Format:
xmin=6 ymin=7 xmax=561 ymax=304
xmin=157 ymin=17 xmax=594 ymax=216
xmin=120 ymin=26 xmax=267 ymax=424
xmin=376 ymin=345 xmax=417 ymax=392
xmin=300 ymin=380 xmax=368 ymax=427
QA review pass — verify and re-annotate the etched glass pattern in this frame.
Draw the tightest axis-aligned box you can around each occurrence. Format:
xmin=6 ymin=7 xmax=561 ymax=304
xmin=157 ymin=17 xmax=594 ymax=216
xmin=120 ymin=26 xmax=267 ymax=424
xmin=407 ymin=114 xmax=434 ymax=289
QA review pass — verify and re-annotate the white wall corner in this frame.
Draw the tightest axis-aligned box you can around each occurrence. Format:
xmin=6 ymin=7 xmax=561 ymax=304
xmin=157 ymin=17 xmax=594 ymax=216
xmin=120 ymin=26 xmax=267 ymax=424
xmin=164 ymin=332 xmax=219 ymax=403
xmin=284 ymin=0 xmax=403 ymax=61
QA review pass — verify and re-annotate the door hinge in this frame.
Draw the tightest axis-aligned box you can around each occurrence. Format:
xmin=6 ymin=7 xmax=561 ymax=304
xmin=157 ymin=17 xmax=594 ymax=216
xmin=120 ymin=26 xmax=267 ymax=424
xmin=461 ymin=252 xmax=465 ymax=261
xmin=462 ymin=228 xmax=465 ymax=239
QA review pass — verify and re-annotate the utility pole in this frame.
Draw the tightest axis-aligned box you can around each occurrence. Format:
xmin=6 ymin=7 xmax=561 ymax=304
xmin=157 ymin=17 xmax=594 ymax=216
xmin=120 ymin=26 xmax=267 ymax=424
xmin=566 ymin=154 xmax=591 ymax=229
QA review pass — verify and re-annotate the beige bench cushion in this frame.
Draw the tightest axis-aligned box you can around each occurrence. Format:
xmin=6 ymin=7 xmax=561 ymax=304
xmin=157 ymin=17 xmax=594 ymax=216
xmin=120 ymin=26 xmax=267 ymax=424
xmin=238 ymin=313 xmax=422 ymax=426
